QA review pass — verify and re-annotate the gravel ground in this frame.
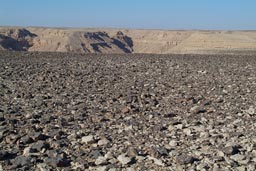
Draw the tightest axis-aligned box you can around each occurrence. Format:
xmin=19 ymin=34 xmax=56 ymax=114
xmin=1 ymin=51 xmax=256 ymax=171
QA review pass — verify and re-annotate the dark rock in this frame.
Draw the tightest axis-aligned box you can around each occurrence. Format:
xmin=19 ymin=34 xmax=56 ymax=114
xmin=127 ymin=147 xmax=138 ymax=157
xmin=56 ymin=158 xmax=71 ymax=167
xmin=156 ymin=147 xmax=169 ymax=156
xmin=146 ymin=147 xmax=161 ymax=158
xmin=31 ymin=140 xmax=50 ymax=152
xmin=48 ymin=130 xmax=65 ymax=140
xmin=164 ymin=113 xmax=177 ymax=118
xmin=46 ymin=157 xmax=71 ymax=167
xmin=20 ymin=135 xmax=34 ymax=144
xmin=0 ymin=126 xmax=7 ymax=139
xmin=31 ymin=132 xmax=49 ymax=141
xmin=88 ymin=150 xmax=103 ymax=159
xmin=0 ymin=151 xmax=16 ymax=160
xmin=222 ymin=146 xmax=240 ymax=155
xmin=11 ymin=156 xmax=31 ymax=168
xmin=176 ymin=154 xmax=195 ymax=165
xmin=0 ymin=115 xmax=5 ymax=122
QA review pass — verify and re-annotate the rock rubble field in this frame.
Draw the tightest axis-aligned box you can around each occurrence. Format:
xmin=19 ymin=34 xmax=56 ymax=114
xmin=1 ymin=51 xmax=256 ymax=170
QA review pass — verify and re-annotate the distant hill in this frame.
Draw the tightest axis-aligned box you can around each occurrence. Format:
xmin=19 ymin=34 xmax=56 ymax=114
xmin=1 ymin=27 xmax=256 ymax=54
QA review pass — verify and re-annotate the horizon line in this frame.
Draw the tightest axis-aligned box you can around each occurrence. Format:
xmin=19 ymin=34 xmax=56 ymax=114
xmin=1 ymin=25 xmax=256 ymax=32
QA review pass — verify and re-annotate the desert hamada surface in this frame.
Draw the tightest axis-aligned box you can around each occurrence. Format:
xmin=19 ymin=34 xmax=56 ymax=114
xmin=1 ymin=51 xmax=256 ymax=170
xmin=1 ymin=26 xmax=256 ymax=54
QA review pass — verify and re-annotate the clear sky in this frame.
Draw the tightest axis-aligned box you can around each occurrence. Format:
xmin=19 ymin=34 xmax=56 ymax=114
xmin=1 ymin=0 xmax=256 ymax=30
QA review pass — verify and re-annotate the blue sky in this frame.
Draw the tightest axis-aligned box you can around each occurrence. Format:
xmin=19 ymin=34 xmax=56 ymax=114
xmin=1 ymin=0 xmax=256 ymax=30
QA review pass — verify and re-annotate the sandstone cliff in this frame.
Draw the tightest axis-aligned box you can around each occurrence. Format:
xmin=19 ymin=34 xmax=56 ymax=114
xmin=1 ymin=27 xmax=256 ymax=54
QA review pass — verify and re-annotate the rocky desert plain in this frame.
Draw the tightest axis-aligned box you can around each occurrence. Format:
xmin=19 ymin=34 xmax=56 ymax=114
xmin=1 ymin=27 xmax=256 ymax=171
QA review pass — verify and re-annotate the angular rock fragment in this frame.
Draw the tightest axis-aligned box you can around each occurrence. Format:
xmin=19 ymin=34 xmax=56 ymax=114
xmin=81 ymin=135 xmax=95 ymax=144
xmin=117 ymin=154 xmax=133 ymax=165
xmin=176 ymin=154 xmax=195 ymax=165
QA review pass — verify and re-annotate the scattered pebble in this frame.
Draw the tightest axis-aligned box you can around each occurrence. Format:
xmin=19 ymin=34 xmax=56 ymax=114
xmin=81 ymin=135 xmax=95 ymax=144
xmin=176 ymin=154 xmax=195 ymax=165
xmin=117 ymin=154 xmax=132 ymax=165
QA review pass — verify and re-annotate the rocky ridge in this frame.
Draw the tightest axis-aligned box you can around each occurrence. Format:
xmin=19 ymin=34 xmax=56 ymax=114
xmin=0 ymin=28 xmax=134 ymax=54
xmin=1 ymin=27 xmax=256 ymax=54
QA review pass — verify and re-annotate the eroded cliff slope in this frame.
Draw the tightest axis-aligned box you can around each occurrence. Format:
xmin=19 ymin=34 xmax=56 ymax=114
xmin=1 ymin=27 xmax=256 ymax=54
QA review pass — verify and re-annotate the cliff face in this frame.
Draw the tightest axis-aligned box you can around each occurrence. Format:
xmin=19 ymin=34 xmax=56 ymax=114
xmin=1 ymin=27 xmax=256 ymax=54
xmin=0 ymin=28 xmax=36 ymax=51
xmin=27 ymin=28 xmax=134 ymax=54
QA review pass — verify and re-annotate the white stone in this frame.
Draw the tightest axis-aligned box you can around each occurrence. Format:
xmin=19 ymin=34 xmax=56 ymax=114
xmin=95 ymin=156 xmax=108 ymax=165
xmin=117 ymin=154 xmax=132 ymax=165
xmin=98 ymin=138 xmax=109 ymax=146
xmin=230 ymin=154 xmax=245 ymax=162
xmin=104 ymin=151 xmax=114 ymax=159
xmin=153 ymin=158 xmax=165 ymax=166
xmin=168 ymin=125 xmax=175 ymax=131
xmin=124 ymin=125 xmax=133 ymax=131
xmin=174 ymin=124 xmax=183 ymax=129
xmin=223 ymin=89 xmax=228 ymax=94
xmin=236 ymin=166 xmax=246 ymax=171
xmin=108 ymin=168 xmax=118 ymax=171
xmin=212 ymin=164 xmax=220 ymax=171
xmin=126 ymin=168 xmax=135 ymax=171
xmin=183 ymin=128 xmax=192 ymax=136
xmin=96 ymin=166 xmax=108 ymax=171
xmin=148 ymin=156 xmax=165 ymax=166
xmin=190 ymin=106 xmax=201 ymax=114
xmin=196 ymin=163 xmax=209 ymax=170
xmin=136 ymin=155 xmax=146 ymax=162
xmin=71 ymin=162 xmax=84 ymax=170
xmin=216 ymin=150 xmax=225 ymax=157
xmin=169 ymin=140 xmax=178 ymax=146
xmin=81 ymin=135 xmax=94 ymax=144
xmin=200 ymin=132 xmax=209 ymax=138
xmin=248 ymin=164 xmax=256 ymax=171
xmin=247 ymin=107 xmax=255 ymax=115
xmin=23 ymin=146 xmax=33 ymax=157
xmin=37 ymin=163 xmax=51 ymax=171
